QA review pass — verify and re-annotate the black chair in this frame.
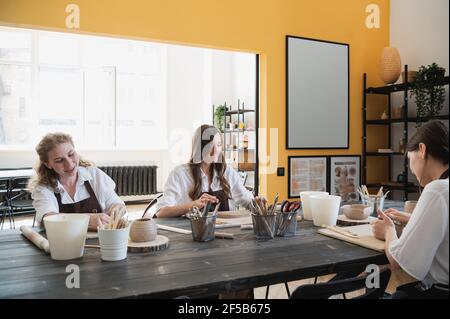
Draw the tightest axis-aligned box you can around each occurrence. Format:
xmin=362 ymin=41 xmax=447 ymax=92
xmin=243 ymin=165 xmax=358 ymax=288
xmin=7 ymin=178 xmax=34 ymax=229
xmin=291 ymin=268 xmax=391 ymax=299
xmin=0 ymin=179 xmax=14 ymax=230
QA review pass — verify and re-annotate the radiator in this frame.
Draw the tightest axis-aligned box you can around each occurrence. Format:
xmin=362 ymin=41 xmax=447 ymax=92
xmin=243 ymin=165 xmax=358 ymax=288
xmin=98 ymin=166 xmax=158 ymax=196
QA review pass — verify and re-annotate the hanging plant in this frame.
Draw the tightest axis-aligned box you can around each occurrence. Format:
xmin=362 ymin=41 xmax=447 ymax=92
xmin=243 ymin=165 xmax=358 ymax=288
xmin=214 ymin=104 xmax=228 ymax=133
xmin=411 ymin=63 xmax=446 ymax=126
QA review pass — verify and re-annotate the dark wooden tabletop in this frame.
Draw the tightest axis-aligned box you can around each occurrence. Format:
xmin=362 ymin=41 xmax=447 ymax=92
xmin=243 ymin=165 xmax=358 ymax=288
xmin=0 ymin=218 xmax=388 ymax=299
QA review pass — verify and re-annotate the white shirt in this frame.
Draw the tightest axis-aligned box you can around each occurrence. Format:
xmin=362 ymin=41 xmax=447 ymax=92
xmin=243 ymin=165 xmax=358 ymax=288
xmin=154 ymin=164 xmax=253 ymax=216
xmin=389 ymin=178 xmax=449 ymax=286
xmin=32 ymin=166 xmax=124 ymax=225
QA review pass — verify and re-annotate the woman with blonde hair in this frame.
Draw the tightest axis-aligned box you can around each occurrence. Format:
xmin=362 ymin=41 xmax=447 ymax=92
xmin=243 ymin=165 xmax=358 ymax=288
xmin=30 ymin=133 xmax=126 ymax=230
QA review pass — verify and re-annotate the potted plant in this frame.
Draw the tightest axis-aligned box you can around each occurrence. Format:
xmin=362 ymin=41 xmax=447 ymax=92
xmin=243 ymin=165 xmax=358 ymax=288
xmin=411 ymin=63 xmax=446 ymax=126
xmin=214 ymin=103 xmax=228 ymax=132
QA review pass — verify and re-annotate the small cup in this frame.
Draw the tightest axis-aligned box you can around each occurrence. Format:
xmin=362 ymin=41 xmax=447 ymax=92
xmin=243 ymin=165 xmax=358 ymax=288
xmin=275 ymin=211 xmax=297 ymax=237
xmin=130 ymin=218 xmax=157 ymax=242
xmin=189 ymin=215 xmax=216 ymax=242
xmin=98 ymin=226 xmax=130 ymax=261
xmin=404 ymin=200 xmax=417 ymax=214
xmin=251 ymin=214 xmax=276 ymax=240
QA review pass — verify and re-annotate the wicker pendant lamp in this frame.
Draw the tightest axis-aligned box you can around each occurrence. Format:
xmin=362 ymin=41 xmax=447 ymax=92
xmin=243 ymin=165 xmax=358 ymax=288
xmin=380 ymin=47 xmax=401 ymax=84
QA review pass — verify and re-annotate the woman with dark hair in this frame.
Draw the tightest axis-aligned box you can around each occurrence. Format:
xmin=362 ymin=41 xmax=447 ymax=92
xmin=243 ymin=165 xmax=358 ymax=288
xmin=372 ymin=121 xmax=449 ymax=299
xmin=153 ymin=124 xmax=254 ymax=218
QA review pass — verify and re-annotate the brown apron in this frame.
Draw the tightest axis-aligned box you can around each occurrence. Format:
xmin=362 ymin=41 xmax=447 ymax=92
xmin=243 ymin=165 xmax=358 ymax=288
xmin=202 ymin=189 xmax=230 ymax=212
xmin=54 ymin=181 xmax=103 ymax=214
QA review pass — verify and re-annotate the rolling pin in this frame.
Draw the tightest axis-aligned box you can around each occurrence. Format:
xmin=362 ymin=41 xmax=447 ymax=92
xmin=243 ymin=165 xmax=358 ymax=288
xmin=20 ymin=225 xmax=50 ymax=253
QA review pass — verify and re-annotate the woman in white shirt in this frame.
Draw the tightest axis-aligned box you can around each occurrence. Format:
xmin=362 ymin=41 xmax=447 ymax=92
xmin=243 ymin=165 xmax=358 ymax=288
xmin=372 ymin=121 xmax=449 ymax=299
xmin=154 ymin=124 xmax=254 ymax=218
xmin=29 ymin=133 xmax=125 ymax=230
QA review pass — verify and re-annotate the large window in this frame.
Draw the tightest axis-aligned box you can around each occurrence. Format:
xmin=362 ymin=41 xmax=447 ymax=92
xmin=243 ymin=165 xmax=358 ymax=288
xmin=0 ymin=27 xmax=167 ymax=150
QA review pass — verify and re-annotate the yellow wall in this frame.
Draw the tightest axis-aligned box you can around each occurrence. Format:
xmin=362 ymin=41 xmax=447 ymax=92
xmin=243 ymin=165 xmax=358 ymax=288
xmin=0 ymin=0 xmax=390 ymax=200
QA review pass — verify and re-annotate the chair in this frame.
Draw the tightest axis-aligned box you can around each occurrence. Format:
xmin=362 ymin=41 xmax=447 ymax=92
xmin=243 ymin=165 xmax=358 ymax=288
xmin=0 ymin=179 xmax=14 ymax=230
xmin=290 ymin=268 xmax=391 ymax=299
xmin=7 ymin=178 xmax=34 ymax=229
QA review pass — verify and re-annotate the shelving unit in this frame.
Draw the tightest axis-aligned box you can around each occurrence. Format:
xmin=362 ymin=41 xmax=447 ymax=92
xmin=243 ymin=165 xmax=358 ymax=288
xmin=362 ymin=65 xmax=449 ymax=201
xmin=213 ymin=100 xmax=257 ymax=188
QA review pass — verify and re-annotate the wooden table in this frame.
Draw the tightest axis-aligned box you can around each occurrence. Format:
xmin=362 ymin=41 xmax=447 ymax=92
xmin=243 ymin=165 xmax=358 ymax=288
xmin=0 ymin=218 xmax=387 ymax=299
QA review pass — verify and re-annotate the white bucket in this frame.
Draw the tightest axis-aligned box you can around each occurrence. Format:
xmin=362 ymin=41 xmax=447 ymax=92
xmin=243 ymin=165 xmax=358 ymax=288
xmin=300 ymin=191 xmax=329 ymax=220
xmin=310 ymin=195 xmax=341 ymax=226
xmin=44 ymin=214 xmax=90 ymax=260
xmin=98 ymin=226 xmax=130 ymax=261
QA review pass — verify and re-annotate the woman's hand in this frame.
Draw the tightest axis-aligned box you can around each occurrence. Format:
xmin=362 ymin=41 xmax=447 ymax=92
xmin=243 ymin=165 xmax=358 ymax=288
xmin=106 ymin=203 xmax=127 ymax=218
xmin=384 ymin=208 xmax=411 ymax=225
xmin=371 ymin=209 xmax=395 ymax=240
xmin=88 ymin=213 xmax=110 ymax=230
xmin=191 ymin=193 xmax=219 ymax=209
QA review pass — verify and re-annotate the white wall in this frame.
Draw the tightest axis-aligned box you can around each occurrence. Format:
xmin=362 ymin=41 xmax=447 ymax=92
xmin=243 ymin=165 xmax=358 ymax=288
xmin=0 ymin=45 xmax=257 ymax=192
xmin=390 ymin=0 xmax=449 ymax=200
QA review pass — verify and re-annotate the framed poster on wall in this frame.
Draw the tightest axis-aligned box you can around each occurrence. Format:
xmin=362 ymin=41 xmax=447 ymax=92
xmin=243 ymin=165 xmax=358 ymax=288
xmin=286 ymin=35 xmax=349 ymax=149
xmin=329 ymin=155 xmax=361 ymax=202
xmin=288 ymin=156 xmax=328 ymax=198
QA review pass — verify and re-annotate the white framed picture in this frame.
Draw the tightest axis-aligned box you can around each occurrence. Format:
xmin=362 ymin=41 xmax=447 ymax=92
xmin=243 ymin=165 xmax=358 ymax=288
xmin=288 ymin=156 xmax=328 ymax=198
xmin=329 ymin=156 xmax=361 ymax=202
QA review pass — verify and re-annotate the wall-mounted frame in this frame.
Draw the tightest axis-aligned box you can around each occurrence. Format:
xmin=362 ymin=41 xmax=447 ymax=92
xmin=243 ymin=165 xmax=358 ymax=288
xmin=288 ymin=156 xmax=328 ymax=198
xmin=286 ymin=35 xmax=349 ymax=149
xmin=329 ymin=155 xmax=361 ymax=202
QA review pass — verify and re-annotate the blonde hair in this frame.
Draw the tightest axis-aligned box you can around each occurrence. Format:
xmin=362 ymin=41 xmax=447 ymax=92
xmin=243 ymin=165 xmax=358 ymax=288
xmin=28 ymin=133 xmax=92 ymax=191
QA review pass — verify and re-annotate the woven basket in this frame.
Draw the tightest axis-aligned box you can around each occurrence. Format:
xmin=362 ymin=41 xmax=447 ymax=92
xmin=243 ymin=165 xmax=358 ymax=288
xmin=380 ymin=47 xmax=401 ymax=84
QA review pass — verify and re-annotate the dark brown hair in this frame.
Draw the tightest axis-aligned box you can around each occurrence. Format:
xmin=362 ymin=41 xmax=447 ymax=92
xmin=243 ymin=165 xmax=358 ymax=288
xmin=188 ymin=125 xmax=231 ymax=200
xmin=406 ymin=121 xmax=449 ymax=165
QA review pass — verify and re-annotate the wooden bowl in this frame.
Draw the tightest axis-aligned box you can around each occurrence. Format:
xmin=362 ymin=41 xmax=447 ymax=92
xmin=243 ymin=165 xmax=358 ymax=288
xmin=130 ymin=218 xmax=157 ymax=242
xmin=342 ymin=204 xmax=371 ymax=220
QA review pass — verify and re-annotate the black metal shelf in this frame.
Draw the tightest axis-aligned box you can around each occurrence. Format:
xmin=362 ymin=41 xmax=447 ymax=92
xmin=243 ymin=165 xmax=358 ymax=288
xmin=366 ymin=152 xmax=404 ymax=156
xmin=366 ymin=183 xmax=419 ymax=192
xmin=366 ymin=76 xmax=449 ymax=94
xmin=225 ymin=148 xmax=255 ymax=152
xmin=225 ymin=109 xmax=255 ymax=115
xmin=224 ymin=128 xmax=255 ymax=133
xmin=363 ymin=65 xmax=449 ymax=201
xmin=366 ymin=114 xmax=449 ymax=125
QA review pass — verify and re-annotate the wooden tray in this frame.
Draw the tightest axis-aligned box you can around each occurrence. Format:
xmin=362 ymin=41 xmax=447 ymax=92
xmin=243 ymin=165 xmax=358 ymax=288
xmin=216 ymin=210 xmax=251 ymax=219
xmin=128 ymin=235 xmax=169 ymax=253
xmin=318 ymin=224 xmax=385 ymax=252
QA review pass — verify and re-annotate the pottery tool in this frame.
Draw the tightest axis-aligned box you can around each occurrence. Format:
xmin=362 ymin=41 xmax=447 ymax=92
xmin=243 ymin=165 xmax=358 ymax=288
xmin=141 ymin=193 xmax=164 ymax=218
xmin=320 ymin=225 xmax=360 ymax=238
xmin=156 ymin=224 xmax=233 ymax=239
xmin=20 ymin=225 xmax=50 ymax=254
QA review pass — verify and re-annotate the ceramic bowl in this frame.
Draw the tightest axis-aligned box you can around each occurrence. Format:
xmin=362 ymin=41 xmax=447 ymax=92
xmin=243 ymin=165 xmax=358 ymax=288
xmin=342 ymin=204 xmax=371 ymax=220
xmin=129 ymin=218 xmax=157 ymax=242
